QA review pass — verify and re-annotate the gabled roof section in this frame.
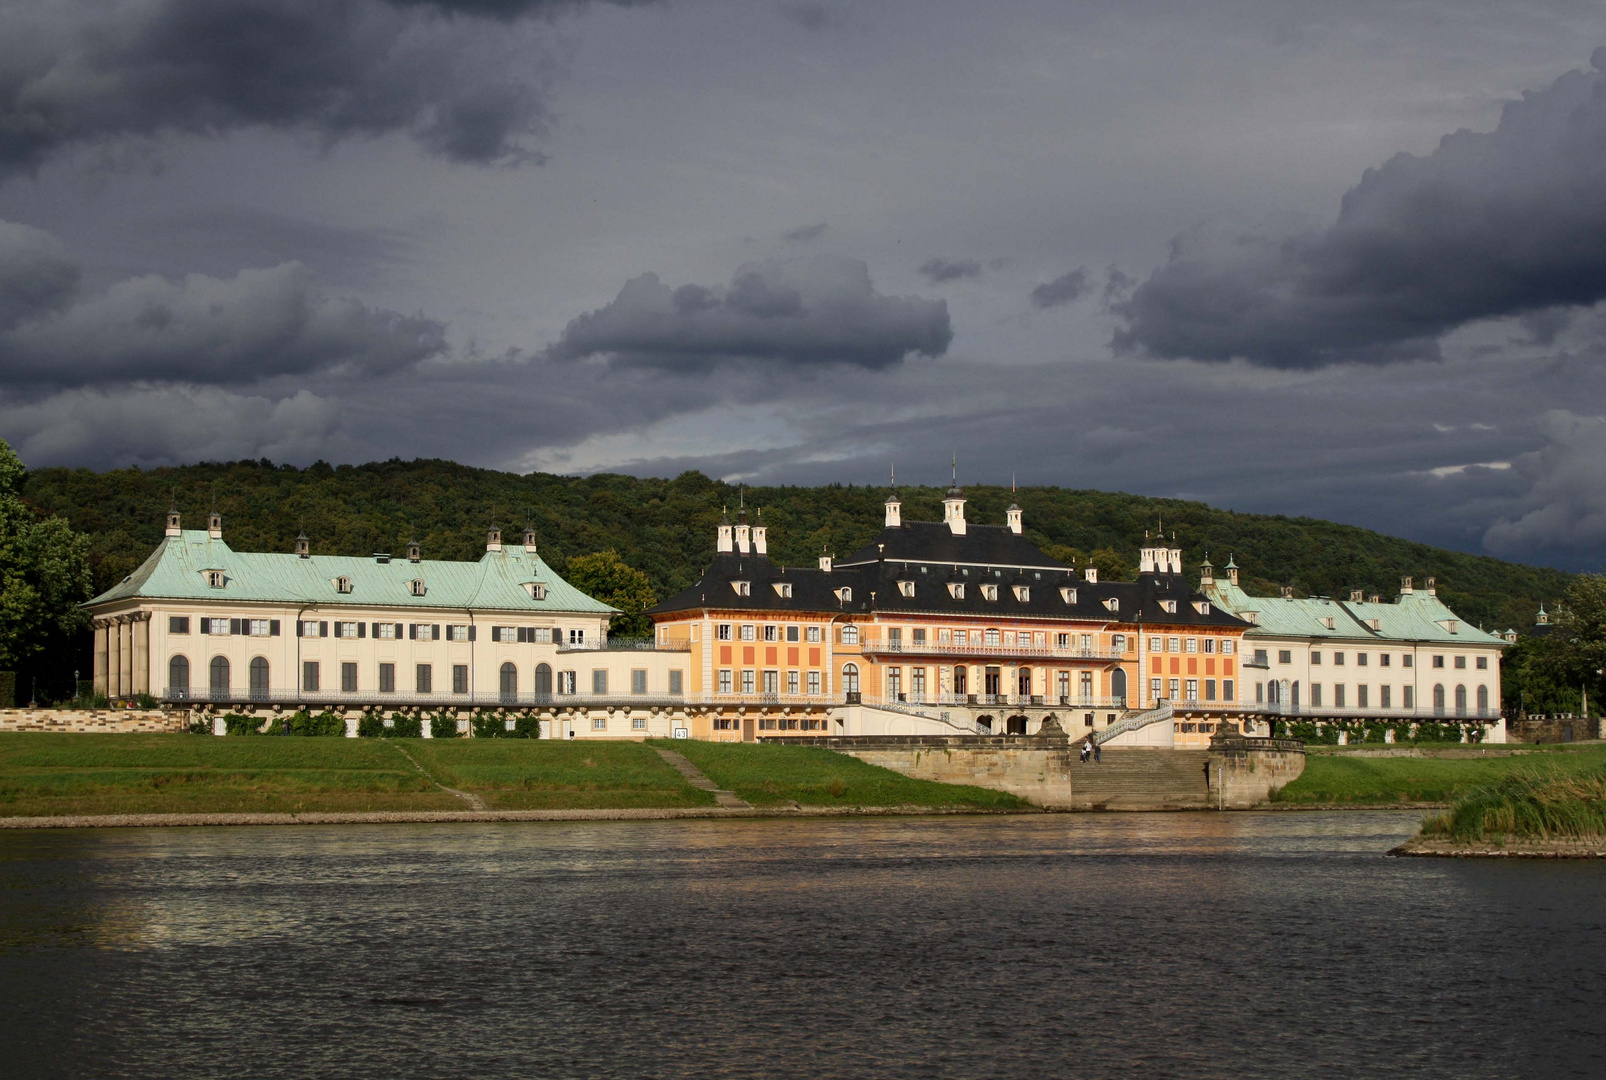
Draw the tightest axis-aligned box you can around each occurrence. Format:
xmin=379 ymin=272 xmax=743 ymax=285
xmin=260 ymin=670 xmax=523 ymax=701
xmin=647 ymin=552 xmax=870 ymax=616
xmin=86 ymin=531 xmax=615 ymax=615
xmin=1205 ymin=577 xmax=1505 ymax=646
xmin=836 ymin=521 xmax=1068 ymax=571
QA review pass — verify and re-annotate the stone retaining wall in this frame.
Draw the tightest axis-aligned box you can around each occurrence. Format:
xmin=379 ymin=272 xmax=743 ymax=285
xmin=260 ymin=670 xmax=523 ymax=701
xmin=0 ymin=709 xmax=189 ymax=733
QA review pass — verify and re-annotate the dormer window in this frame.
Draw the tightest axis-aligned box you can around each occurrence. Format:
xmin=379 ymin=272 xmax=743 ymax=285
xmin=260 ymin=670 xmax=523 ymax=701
xmin=898 ymin=580 xmax=915 ymax=598
xmin=335 ymin=576 xmax=353 ymax=594
xmin=773 ymin=582 xmax=793 ymax=598
xmin=981 ymin=584 xmax=998 ymax=601
xmin=1161 ymin=600 xmax=1177 ymax=614
xmin=732 ymin=580 xmax=751 ymax=596
xmin=409 ymin=579 xmax=427 ymax=597
xmin=1322 ymin=616 xmax=1336 ymax=629
xmin=1012 ymin=585 xmax=1030 ymax=602
xmin=836 ymin=587 xmax=852 ymax=603
xmin=948 ymin=582 xmax=965 ymax=599
xmin=1103 ymin=598 xmax=1118 ymax=612
xmin=1370 ymin=618 xmax=1381 ymax=630
xmin=205 ymin=570 xmax=225 ymax=589
xmin=1194 ymin=601 xmax=1211 ymax=615
xmin=1443 ymin=619 xmax=1459 ymax=634
xmin=1245 ymin=612 xmax=1259 ymax=625
xmin=1059 ymin=587 xmax=1077 ymax=604
xmin=525 ymin=582 xmax=547 ymax=600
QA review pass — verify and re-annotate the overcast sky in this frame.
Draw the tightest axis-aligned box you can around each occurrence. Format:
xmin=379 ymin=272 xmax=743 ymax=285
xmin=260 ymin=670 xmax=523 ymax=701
xmin=1 ymin=1 xmax=1605 ymax=570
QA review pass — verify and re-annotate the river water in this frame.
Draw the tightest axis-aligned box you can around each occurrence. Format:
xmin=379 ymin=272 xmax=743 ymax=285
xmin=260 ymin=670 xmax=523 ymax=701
xmin=0 ymin=811 xmax=1601 ymax=1079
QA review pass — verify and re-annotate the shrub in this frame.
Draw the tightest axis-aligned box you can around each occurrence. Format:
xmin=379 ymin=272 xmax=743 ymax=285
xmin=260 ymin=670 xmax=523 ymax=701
xmin=471 ymin=711 xmax=507 ymax=739
xmin=388 ymin=713 xmax=423 ymax=738
xmin=357 ymin=714 xmax=387 ymax=738
xmin=222 ymin=712 xmax=265 ymax=736
xmin=429 ymin=712 xmax=461 ymax=739
xmin=133 ymin=692 xmax=159 ymax=709
xmin=1360 ymin=722 xmax=1390 ymax=744
xmin=1414 ymin=721 xmax=1456 ymax=744
xmin=511 ymin=714 xmax=542 ymax=739
xmin=289 ymin=710 xmax=346 ymax=737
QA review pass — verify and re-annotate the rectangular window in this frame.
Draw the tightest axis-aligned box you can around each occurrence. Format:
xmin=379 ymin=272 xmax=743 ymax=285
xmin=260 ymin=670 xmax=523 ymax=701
xmin=379 ymin=663 xmax=395 ymax=693
xmin=807 ymin=626 xmax=821 ymax=643
xmin=911 ymin=667 xmax=926 ymax=697
xmin=1381 ymin=685 xmax=1392 ymax=708
xmin=248 ymin=619 xmax=271 ymax=636
xmin=1057 ymin=671 xmax=1070 ymax=700
xmin=740 ymin=625 xmax=756 ymax=641
xmin=1222 ymin=641 xmax=1235 ymax=656
xmin=1315 ymin=651 xmax=1328 ymax=665
xmin=341 ymin=662 xmax=357 ymax=693
xmin=1204 ymin=678 xmax=1217 ymax=702
xmin=1334 ymin=652 xmax=1345 ymax=666
xmin=912 ymin=628 xmax=927 ymax=645
xmin=1380 ymin=654 xmax=1391 ymax=667
xmin=494 ymin=626 xmax=513 ymax=643
xmin=303 ymin=661 xmax=320 ymax=692
xmin=719 ymin=669 xmax=733 ymax=693
xmin=741 ymin=670 xmax=755 ymax=693
xmin=450 ymin=625 xmax=469 ymax=642
xmin=1080 ymin=671 xmax=1093 ymax=700
xmin=592 ymin=669 xmax=608 ymax=694
xmin=1168 ymin=637 xmax=1180 ymax=653
xmin=888 ymin=627 xmax=902 ymax=647
xmin=1187 ymin=639 xmax=1198 ymax=654
xmin=1357 ymin=653 xmax=1368 ymax=667
xmin=1185 ymin=679 xmax=1198 ymax=700
xmin=377 ymin=622 xmax=396 ymax=640
xmin=1403 ymin=655 xmax=1413 ymax=668
xmin=416 ymin=664 xmax=432 ymax=693
xmin=1222 ymin=679 xmax=1234 ymax=701
xmin=787 ymin=670 xmax=800 ymax=694
xmin=764 ymin=625 xmax=778 ymax=642
xmin=1432 ymin=655 xmax=1445 ymax=668
xmin=1203 ymin=638 xmax=1216 ymax=654
xmin=1454 ymin=655 xmax=1467 ymax=669
xmin=169 ymin=615 xmax=190 ymax=634
xmin=1254 ymin=649 xmax=1269 ymax=666
xmin=592 ymin=716 xmax=607 ymax=731
xmin=887 ymin=667 xmax=901 ymax=697
xmin=453 ymin=664 xmax=468 ymax=694
xmin=631 ymin=717 xmax=647 ymax=731
xmin=1278 ymin=649 xmax=1291 ymax=664
xmin=1169 ymin=678 xmax=1180 ymax=700
xmin=808 ymin=671 xmax=821 ymax=695
xmin=1255 ymin=681 xmax=1263 ymax=704
xmin=1311 ymin=683 xmax=1323 ymax=706
xmin=632 ymin=669 xmax=647 ymax=695
xmin=558 ymin=671 xmax=576 ymax=694
xmin=717 ymin=624 xmax=732 ymax=641
xmin=565 ymin=628 xmax=583 ymax=646
xmin=787 ymin=625 xmax=800 ymax=642
xmin=953 ymin=630 xmax=967 ymax=646
xmin=1358 ymin=685 xmax=1369 ymax=708
xmin=1404 ymin=686 xmax=1414 ymax=708
xmin=337 ymin=621 xmax=357 ymax=638
xmin=1153 ymin=677 xmax=1165 ymax=701
xmin=1476 ymin=656 xmax=1488 ymax=670
xmin=763 ymin=670 xmax=779 ymax=694
xmin=1334 ymin=684 xmax=1346 ymax=708
xmin=669 ymin=671 xmax=683 ymax=694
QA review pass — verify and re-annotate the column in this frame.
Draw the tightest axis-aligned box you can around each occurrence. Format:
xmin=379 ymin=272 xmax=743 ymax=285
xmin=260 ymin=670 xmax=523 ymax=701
xmin=118 ymin=619 xmax=133 ymax=699
xmin=93 ymin=621 xmax=109 ymax=697
xmin=108 ymin=619 xmax=122 ymax=698
xmin=133 ymin=615 xmax=150 ymax=696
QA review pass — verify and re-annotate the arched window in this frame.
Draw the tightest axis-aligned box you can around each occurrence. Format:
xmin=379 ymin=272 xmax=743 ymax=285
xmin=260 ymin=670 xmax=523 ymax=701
xmin=249 ymin=657 xmax=269 ymax=700
xmin=840 ymin=624 xmax=859 ymax=644
xmin=1111 ymin=668 xmax=1127 ymax=702
xmin=500 ymin=662 xmax=518 ymax=702
xmin=535 ymin=663 xmax=552 ymax=698
xmin=841 ymin=663 xmax=860 ymax=694
xmin=210 ymin=656 xmax=230 ymax=699
xmin=169 ymin=655 xmax=190 ymax=697
xmin=1433 ymin=684 xmax=1445 ymax=716
xmin=1454 ymin=684 xmax=1467 ymax=717
xmin=1476 ymin=685 xmax=1489 ymax=716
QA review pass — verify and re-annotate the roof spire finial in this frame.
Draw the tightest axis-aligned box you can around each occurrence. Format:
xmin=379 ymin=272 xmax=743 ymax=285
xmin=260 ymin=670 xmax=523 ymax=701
xmin=951 ymin=452 xmax=957 ymax=488
xmin=890 ymin=462 xmax=896 ymax=488
xmin=1012 ymin=472 xmax=1016 ymax=494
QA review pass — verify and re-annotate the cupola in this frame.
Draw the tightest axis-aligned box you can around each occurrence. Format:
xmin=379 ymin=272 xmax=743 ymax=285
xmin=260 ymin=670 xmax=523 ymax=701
xmin=1199 ymin=555 xmax=1214 ymax=587
xmin=523 ymin=525 xmax=538 ymax=554
xmin=716 ymin=508 xmax=734 ymax=554
xmin=294 ymin=531 xmax=310 ymax=558
xmin=406 ymin=538 xmax=421 ymax=563
xmin=733 ymin=504 xmax=751 ymax=554
xmin=487 ymin=525 xmax=502 ymax=552
xmin=165 ymin=509 xmax=182 ymax=538
xmin=942 ymin=457 xmax=966 ymax=535
xmin=752 ymin=508 xmax=767 ymax=555
xmin=884 ymin=466 xmax=902 ymax=528
xmin=1225 ymin=555 xmax=1239 ymax=586
xmin=207 ymin=510 xmax=223 ymax=540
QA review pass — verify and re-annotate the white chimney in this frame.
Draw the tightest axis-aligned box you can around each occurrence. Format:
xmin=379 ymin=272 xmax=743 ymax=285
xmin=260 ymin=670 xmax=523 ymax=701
xmin=1084 ymin=567 xmax=1098 ymax=583
xmin=819 ymin=549 xmax=833 ymax=572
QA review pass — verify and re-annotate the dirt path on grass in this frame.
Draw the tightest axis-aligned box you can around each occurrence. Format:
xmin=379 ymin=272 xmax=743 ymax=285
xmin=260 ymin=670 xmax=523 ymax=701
xmin=651 ymin=746 xmax=751 ymax=808
xmin=387 ymin=742 xmax=488 ymax=810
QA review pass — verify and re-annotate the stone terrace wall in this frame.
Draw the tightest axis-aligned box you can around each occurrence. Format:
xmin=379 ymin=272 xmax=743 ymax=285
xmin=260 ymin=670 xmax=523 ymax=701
xmin=0 ymin=709 xmax=189 ymax=733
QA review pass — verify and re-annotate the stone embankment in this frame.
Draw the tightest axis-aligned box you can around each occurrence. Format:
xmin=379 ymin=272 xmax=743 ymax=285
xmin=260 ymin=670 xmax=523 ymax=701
xmin=0 ymin=709 xmax=185 ymax=733
xmin=1390 ymin=837 xmax=1606 ymax=858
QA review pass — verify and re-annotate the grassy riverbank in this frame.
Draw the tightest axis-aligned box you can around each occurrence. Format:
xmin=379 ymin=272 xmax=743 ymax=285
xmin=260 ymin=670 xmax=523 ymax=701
xmin=1418 ymin=761 xmax=1606 ymax=844
xmin=1273 ymin=744 xmax=1606 ymax=805
xmin=650 ymin=740 xmax=1027 ymax=810
xmin=0 ymin=734 xmax=1018 ymax=817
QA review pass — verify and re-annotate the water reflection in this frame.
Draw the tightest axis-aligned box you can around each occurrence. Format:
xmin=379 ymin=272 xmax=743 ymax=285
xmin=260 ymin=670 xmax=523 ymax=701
xmin=1 ymin=812 xmax=1601 ymax=1079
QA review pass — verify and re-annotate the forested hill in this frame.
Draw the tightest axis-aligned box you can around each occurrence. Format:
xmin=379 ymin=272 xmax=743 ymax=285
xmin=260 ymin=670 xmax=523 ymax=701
xmin=24 ymin=457 xmax=1571 ymax=633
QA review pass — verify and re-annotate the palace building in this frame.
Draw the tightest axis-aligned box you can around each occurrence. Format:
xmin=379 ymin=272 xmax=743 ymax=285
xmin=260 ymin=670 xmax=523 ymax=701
xmin=86 ymin=511 xmax=693 ymax=738
xmin=645 ymin=480 xmax=1254 ymax=744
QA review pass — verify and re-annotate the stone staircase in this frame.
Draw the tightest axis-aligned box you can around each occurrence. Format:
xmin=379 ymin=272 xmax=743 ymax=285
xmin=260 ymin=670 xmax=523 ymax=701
xmin=1062 ymin=748 xmax=1211 ymax=810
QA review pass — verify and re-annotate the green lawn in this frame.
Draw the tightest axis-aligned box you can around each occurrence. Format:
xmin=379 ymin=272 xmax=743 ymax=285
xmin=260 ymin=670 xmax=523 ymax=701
xmin=0 ymin=733 xmax=453 ymax=816
xmin=652 ymin=739 xmax=1027 ymax=809
xmin=1273 ymin=745 xmax=1606 ymax=805
xmin=407 ymin=740 xmax=715 ymax=810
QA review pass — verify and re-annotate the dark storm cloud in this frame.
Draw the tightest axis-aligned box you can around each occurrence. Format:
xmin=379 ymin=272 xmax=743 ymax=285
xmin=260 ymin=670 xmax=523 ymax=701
xmin=781 ymin=5 xmax=845 ymax=32
xmin=1115 ymin=50 xmax=1606 ymax=367
xmin=548 ymin=255 xmax=952 ymax=370
xmin=0 ymin=221 xmax=80 ymax=330
xmin=782 ymin=222 xmax=829 ymax=243
xmin=0 ymin=0 xmax=629 ymax=178
xmin=918 ymin=258 xmax=982 ymax=284
xmin=1030 ymin=267 xmax=1090 ymax=309
xmin=0 ymin=223 xmax=445 ymax=386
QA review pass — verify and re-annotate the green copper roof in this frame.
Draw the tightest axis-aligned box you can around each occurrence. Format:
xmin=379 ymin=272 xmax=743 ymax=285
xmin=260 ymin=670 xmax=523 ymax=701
xmin=1205 ymin=577 xmax=1505 ymax=647
xmin=87 ymin=531 xmax=616 ymax=615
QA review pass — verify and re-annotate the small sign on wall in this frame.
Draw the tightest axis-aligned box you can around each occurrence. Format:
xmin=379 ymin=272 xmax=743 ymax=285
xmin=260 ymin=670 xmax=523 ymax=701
xmin=673 ymin=727 xmax=689 ymax=739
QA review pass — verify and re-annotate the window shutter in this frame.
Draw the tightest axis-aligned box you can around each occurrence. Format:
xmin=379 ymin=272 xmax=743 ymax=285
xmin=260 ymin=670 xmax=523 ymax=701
xmin=433 ymin=625 xmax=441 ymax=641
xmin=230 ymin=618 xmax=241 ymax=635
xmin=409 ymin=623 xmax=417 ymax=640
xmin=270 ymin=620 xmax=280 ymax=636
xmin=295 ymin=620 xmax=302 ymax=637
xmin=320 ymin=621 xmax=328 ymax=637
xmin=358 ymin=622 xmax=365 ymax=638
xmin=553 ymin=626 xmax=561 ymax=643
xmin=201 ymin=618 xmax=211 ymax=635
xmin=468 ymin=625 xmax=476 ymax=642
xmin=394 ymin=623 xmax=403 ymax=639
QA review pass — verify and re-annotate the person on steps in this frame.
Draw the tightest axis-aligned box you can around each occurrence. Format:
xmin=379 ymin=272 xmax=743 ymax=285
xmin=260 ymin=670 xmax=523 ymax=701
xmin=1093 ymin=740 xmax=1101 ymax=764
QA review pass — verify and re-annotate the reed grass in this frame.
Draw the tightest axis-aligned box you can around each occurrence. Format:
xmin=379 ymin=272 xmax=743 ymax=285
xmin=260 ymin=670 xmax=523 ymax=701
xmin=1421 ymin=764 xmax=1606 ymax=842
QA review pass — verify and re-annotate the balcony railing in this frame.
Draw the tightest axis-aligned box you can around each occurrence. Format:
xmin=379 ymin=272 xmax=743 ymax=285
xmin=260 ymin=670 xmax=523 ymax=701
xmin=1245 ymin=703 xmax=1497 ymax=721
xmin=858 ymin=638 xmax=1130 ymax=661
xmin=558 ymin=637 xmax=691 ymax=653
xmin=165 ymin=687 xmax=688 ymax=708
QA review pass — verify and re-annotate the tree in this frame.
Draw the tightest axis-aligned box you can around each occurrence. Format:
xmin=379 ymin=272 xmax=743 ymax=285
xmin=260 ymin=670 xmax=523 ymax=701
xmin=565 ymin=549 xmax=658 ymax=638
xmin=1088 ymin=546 xmax=1134 ymax=582
xmin=1534 ymin=574 xmax=1606 ymax=716
xmin=0 ymin=438 xmax=93 ymax=699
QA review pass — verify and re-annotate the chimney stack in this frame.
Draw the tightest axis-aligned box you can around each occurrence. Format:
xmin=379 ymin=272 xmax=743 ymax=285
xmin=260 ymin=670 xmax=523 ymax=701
xmin=819 ymin=546 xmax=832 ymax=573
xmin=1401 ymin=576 xmax=1414 ymax=595
xmin=1350 ymin=589 xmax=1363 ymax=602
xmin=716 ymin=508 xmax=733 ymax=554
xmin=1084 ymin=567 xmax=1098 ymax=583
xmin=407 ymin=538 xmax=421 ymax=563
xmin=1425 ymin=576 xmax=1437 ymax=596
xmin=165 ymin=509 xmax=182 ymax=538
xmin=734 ymin=505 xmax=751 ymax=554
xmin=294 ymin=531 xmax=310 ymax=558
xmin=207 ymin=511 xmax=222 ymax=540
xmin=752 ymin=508 xmax=767 ymax=555
xmin=1280 ymin=585 xmax=1294 ymax=599
xmin=523 ymin=525 xmax=538 ymax=554
xmin=486 ymin=525 xmax=502 ymax=553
